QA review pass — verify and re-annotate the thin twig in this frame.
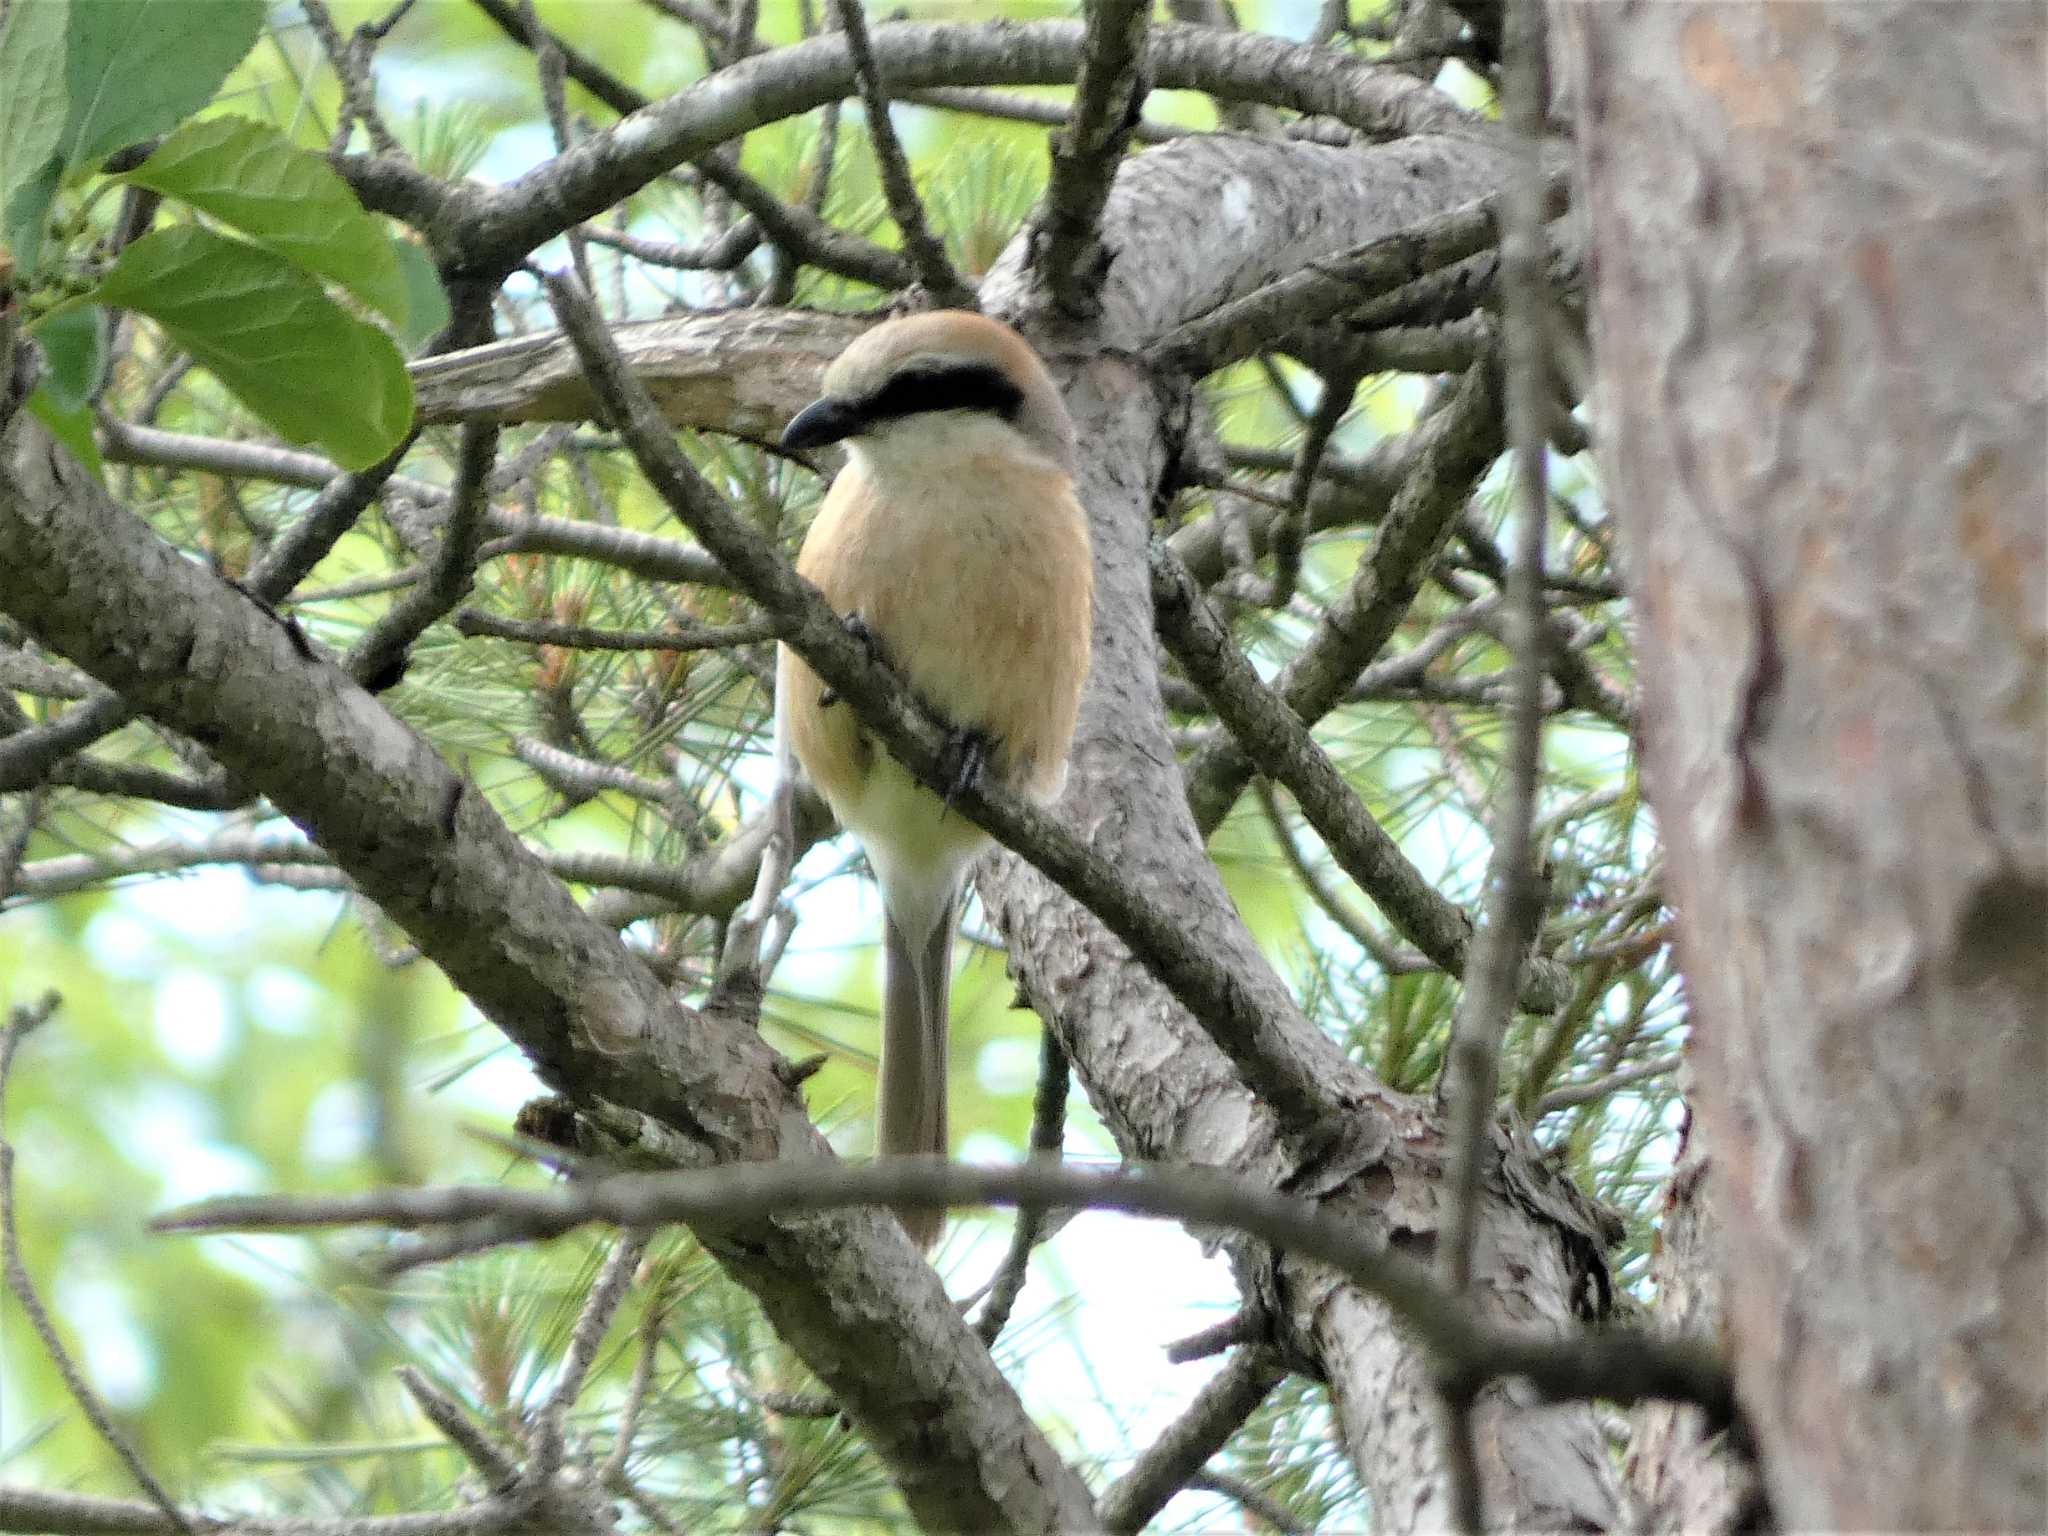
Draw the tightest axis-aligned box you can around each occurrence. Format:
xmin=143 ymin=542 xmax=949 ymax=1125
xmin=0 ymin=786 xmax=45 ymax=904
xmin=1436 ymin=0 xmax=1555 ymax=1296
xmin=394 ymin=1365 xmax=520 ymax=1494
xmin=1188 ymin=1468 xmax=1312 ymax=1535
xmin=453 ymin=609 xmax=781 ymax=653
xmin=513 ymin=736 xmax=694 ymax=815
xmin=693 ymin=151 xmax=914 ymax=291
xmin=600 ymin=1272 xmax=668 ymax=1486
xmin=579 ymin=219 xmax=762 ymax=273
xmin=156 ymin=1157 xmax=1739 ymax=1425
xmin=349 ymin=421 xmax=500 ymax=687
xmin=1224 ymin=364 xmax=1359 ymax=607
xmin=1530 ymin=1053 xmax=1684 ymax=1119
xmin=2 ymin=995 xmax=194 ymax=1533
xmin=716 ymin=770 xmax=799 ymax=986
xmin=301 ymin=0 xmax=402 ymax=154
xmin=532 ymin=1231 xmax=650 ymax=1479
xmin=827 ymin=0 xmax=975 ymax=307
xmin=1180 ymin=360 xmax=1505 ymax=837
xmin=1151 ymin=541 xmax=1566 ymax=1013
xmin=1099 ymin=1347 xmax=1289 ymax=1534
xmin=972 ymin=1026 xmax=1070 ymax=1347
xmin=1436 ymin=3 xmax=1552 ymax=1525
xmin=1255 ymin=779 xmax=1431 ymax=976
xmin=1165 ymin=1309 xmax=1265 ymax=1365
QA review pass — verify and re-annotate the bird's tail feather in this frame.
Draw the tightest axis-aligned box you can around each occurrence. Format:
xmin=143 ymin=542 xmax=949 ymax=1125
xmin=879 ymin=895 xmax=955 ymax=1249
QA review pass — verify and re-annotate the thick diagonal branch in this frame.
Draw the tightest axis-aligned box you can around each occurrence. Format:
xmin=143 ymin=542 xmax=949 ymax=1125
xmin=0 ymin=408 xmax=1095 ymax=1536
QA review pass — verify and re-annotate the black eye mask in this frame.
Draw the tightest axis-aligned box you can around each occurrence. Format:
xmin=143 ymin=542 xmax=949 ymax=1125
xmin=781 ymin=362 xmax=1026 ymax=450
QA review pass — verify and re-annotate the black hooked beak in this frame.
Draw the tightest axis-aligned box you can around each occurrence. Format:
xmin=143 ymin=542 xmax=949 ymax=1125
xmin=781 ymin=395 xmax=867 ymax=451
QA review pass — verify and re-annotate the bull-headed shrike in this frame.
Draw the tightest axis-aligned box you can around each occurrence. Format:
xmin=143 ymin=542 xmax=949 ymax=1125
xmin=776 ymin=312 xmax=1093 ymax=1247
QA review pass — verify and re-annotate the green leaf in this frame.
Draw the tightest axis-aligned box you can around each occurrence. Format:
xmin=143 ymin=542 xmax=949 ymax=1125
xmin=28 ymin=302 xmax=104 ymax=411
xmin=26 ymin=386 xmax=105 ymax=481
xmin=92 ymin=226 xmax=414 ymax=471
xmin=0 ymin=0 xmax=69 ymax=270
xmin=389 ymin=233 xmax=451 ymax=350
xmin=118 ymin=116 xmax=409 ymax=324
xmin=60 ymin=0 xmax=264 ymax=172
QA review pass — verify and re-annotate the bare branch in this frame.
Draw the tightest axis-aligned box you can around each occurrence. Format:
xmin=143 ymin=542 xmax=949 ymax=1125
xmin=1148 ymin=172 xmax=1565 ymax=378
xmin=0 ymin=1482 xmax=531 ymax=1535
xmin=1435 ymin=5 xmax=1552 ymax=1521
xmin=1189 ymin=1468 xmax=1312 ymax=1535
xmin=301 ymin=0 xmax=403 ymax=155
xmin=1027 ymin=0 xmax=1152 ymax=321
xmin=971 ymin=1026 xmax=1070 ymax=1348
xmin=0 ymin=406 xmax=1098 ymax=1535
xmin=2 ymin=996 xmax=193 ymax=1533
xmin=1181 ymin=358 xmax=1504 ymax=836
xmin=1531 ymin=1053 xmax=1684 ymax=1119
xmin=531 ymin=1232 xmax=650 ymax=1479
xmin=827 ymin=0 xmax=976 ymax=307
xmin=154 ymin=1157 xmax=1740 ymax=1424
xmin=1254 ymin=780 xmax=1432 ymax=976
xmin=1099 ymin=1348 xmax=1289 ymax=1534
xmin=1220 ymin=364 xmax=1359 ymax=608
xmin=1152 ymin=542 xmax=1565 ymax=1012
xmin=578 ymin=218 xmax=761 ymax=273
xmin=692 ymin=151 xmax=914 ymax=291
xmin=452 ymin=610 xmax=781 ymax=653
xmin=394 ymin=1366 xmax=521 ymax=1495
xmin=348 ymin=421 xmax=499 ymax=687
xmin=906 ymin=85 xmax=1184 ymax=144
xmin=1436 ymin=0 xmax=1555 ymax=1298
xmin=385 ymin=22 xmax=1489 ymax=275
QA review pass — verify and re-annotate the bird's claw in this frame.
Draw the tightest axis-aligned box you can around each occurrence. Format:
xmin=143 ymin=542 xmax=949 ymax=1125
xmin=940 ymin=728 xmax=992 ymax=815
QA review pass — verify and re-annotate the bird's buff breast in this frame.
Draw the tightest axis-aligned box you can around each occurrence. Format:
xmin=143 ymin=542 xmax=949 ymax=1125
xmin=781 ymin=445 xmax=1092 ymax=840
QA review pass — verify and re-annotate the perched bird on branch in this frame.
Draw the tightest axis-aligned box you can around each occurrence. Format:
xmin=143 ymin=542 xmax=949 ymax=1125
xmin=776 ymin=312 xmax=1094 ymax=1249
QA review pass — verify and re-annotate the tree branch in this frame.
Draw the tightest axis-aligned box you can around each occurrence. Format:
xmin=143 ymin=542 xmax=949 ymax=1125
xmin=1180 ymin=359 xmax=1506 ymax=837
xmin=0 ymin=407 xmax=1097 ymax=1536
xmin=827 ymin=0 xmax=976 ymax=307
xmin=155 ymin=1156 xmax=1741 ymax=1425
xmin=1098 ymin=1347 xmax=1288 ymax=1534
xmin=1026 ymin=0 xmax=1152 ymax=321
xmin=1153 ymin=542 xmax=1566 ymax=1012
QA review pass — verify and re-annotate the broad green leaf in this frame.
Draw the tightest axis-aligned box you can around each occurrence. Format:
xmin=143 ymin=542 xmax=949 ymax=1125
xmin=390 ymin=233 xmax=451 ymax=350
xmin=60 ymin=0 xmax=264 ymax=172
xmin=119 ymin=116 xmax=408 ymax=324
xmin=28 ymin=302 xmax=104 ymax=411
xmin=0 ymin=0 xmax=69 ymax=270
xmin=26 ymin=386 xmax=105 ymax=480
xmin=92 ymin=226 xmax=414 ymax=470
xmin=2 ymin=158 xmax=60 ymax=275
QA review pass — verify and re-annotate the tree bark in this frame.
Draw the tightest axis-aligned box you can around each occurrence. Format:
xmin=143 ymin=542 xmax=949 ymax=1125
xmin=976 ymin=132 xmax=1626 ymax=1532
xmin=1624 ymin=1107 xmax=1767 ymax=1534
xmin=1568 ymin=2 xmax=2046 ymax=1527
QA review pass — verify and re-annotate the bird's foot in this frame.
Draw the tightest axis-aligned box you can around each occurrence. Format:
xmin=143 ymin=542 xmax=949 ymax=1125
xmin=819 ymin=612 xmax=885 ymax=709
xmin=940 ymin=727 xmax=993 ymax=815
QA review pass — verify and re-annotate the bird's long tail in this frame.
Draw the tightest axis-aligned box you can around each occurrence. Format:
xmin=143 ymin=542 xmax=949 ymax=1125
xmin=879 ymin=890 xmax=956 ymax=1249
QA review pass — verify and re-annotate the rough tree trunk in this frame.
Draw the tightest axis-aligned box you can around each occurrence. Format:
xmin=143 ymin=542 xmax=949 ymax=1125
xmin=1568 ymin=2 xmax=2046 ymax=1527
